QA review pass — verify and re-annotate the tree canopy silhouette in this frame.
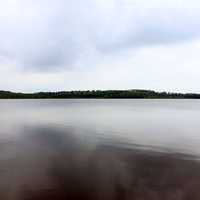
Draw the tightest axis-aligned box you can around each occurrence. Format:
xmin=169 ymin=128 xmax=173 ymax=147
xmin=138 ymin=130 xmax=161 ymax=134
xmin=0 ymin=90 xmax=200 ymax=99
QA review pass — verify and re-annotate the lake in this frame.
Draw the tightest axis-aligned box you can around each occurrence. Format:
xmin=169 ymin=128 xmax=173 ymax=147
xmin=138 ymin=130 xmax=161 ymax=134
xmin=1 ymin=99 xmax=200 ymax=199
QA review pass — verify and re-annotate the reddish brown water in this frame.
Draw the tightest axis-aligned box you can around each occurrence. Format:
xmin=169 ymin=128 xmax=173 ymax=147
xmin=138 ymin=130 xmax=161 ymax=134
xmin=1 ymin=99 xmax=200 ymax=200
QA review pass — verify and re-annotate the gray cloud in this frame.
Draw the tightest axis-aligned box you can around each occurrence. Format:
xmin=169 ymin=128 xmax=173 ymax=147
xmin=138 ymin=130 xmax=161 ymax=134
xmin=0 ymin=0 xmax=200 ymax=71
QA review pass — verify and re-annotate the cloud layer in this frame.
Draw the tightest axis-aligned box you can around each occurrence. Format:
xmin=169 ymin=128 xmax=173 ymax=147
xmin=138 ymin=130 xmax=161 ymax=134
xmin=0 ymin=0 xmax=200 ymax=91
xmin=1 ymin=0 xmax=200 ymax=70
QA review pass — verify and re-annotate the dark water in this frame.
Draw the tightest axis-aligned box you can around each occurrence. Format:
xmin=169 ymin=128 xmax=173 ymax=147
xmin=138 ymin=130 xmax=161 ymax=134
xmin=1 ymin=99 xmax=200 ymax=200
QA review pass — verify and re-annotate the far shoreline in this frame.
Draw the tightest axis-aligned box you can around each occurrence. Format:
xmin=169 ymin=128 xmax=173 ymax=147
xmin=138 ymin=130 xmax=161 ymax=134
xmin=1 ymin=89 xmax=200 ymax=99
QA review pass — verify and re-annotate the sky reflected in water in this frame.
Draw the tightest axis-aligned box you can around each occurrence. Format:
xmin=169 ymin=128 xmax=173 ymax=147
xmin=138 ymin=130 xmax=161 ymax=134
xmin=1 ymin=99 xmax=200 ymax=200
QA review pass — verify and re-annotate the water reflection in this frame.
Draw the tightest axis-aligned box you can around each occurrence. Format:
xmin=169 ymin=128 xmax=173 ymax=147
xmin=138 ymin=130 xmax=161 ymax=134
xmin=0 ymin=125 xmax=200 ymax=200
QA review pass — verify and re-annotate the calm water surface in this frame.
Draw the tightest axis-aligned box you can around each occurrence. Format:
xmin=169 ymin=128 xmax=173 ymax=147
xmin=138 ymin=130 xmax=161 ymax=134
xmin=1 ymin=99 xmax=200 ymax=200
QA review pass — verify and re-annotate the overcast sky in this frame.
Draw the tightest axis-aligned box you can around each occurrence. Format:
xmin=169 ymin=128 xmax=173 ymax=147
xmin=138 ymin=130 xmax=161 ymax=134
xmin=0 ymin=0 xmax=200 ymax=92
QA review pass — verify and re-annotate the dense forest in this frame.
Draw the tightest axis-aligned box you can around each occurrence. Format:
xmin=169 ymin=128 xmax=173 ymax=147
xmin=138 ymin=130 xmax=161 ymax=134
xmin=0 ymin=90 xmax=200 ymax=99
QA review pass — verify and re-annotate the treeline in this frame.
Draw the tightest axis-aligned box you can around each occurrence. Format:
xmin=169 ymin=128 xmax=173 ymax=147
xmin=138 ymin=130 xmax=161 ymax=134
xmin=0 ymin=90 xmax=200 ymax=99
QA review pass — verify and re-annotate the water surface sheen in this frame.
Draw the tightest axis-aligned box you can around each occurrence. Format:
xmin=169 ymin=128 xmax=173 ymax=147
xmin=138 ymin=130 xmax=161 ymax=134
xmin=0 ymin=99 xmax=200 ymax=200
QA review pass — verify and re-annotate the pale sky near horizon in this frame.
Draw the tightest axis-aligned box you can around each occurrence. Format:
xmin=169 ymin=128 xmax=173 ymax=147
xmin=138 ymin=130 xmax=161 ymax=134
xmin=0 ymin=0 xmax=200 ymax=92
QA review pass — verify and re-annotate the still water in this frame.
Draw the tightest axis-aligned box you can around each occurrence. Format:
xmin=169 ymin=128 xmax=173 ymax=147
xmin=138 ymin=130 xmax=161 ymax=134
xmin=1 ymin=99 xmax=200 ymax=199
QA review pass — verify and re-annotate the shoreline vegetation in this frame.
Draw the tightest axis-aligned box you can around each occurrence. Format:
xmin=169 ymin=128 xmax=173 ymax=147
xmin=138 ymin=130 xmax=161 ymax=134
xmin=1 ymin=89 xmax=200 ymax=99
